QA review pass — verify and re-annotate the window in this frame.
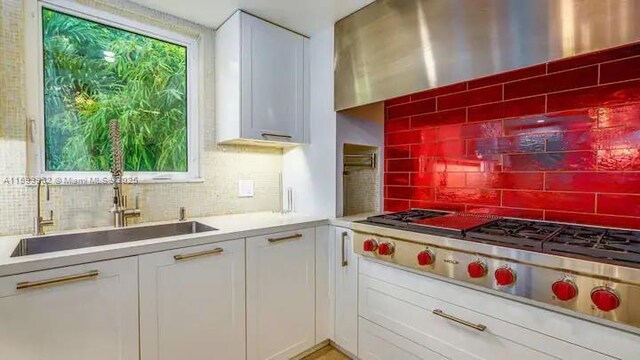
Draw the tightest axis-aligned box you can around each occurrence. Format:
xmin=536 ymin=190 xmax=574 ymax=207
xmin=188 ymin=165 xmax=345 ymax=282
xmin=29 ymin=0 xmax=199 ymax=181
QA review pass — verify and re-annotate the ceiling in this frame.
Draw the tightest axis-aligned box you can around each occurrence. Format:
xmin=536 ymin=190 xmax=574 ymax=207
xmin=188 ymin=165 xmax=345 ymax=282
xmin=129 ymin=0 xmax=375 ymax=36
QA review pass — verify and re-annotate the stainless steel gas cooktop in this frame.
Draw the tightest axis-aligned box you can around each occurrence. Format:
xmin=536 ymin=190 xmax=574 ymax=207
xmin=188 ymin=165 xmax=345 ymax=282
xmin=354 ymin=209 xmax=640 ymax=331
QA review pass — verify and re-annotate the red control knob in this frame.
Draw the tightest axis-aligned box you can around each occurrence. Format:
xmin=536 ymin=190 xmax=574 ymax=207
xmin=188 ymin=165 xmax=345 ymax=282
xmin=467 ymin=261 xmax=488 ymax=278
xmin=363 ymin=239 xmax=378 ymax=252
xmin=591 ymin=287 xmax=620 ymax=312
xmin=551 ymin=279 xmax=578 ymax=301
xmin=494 ymin=267 xmax=516 ymax=286
xmin=417 ymin=249 xmax=435 ymax=266
xmin=377 ymin=242 xmax=394 ymax=256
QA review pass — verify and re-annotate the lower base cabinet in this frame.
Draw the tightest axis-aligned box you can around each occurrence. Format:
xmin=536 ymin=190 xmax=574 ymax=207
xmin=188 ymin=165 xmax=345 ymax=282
xmin=359 ymin=259 xmax=623 ymax=360
xmin=246 ymin=228 xmax=316 ymax=360
xmin=139 ymin=239 xmax=246 ymax=360
xmin=0 ymin=257 xmax=139 ymax=360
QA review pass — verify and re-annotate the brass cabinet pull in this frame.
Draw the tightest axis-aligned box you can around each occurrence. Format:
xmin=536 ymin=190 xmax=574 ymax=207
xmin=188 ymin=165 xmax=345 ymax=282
xmin=16 ymin=270 xmax=99 ymax=290
xmin=268 ymin=233 xmax=303 ymax=243
xmin=261 ymin=133 xmax=292 ymax=139
xmin=174 ymin=248 xmax=224 ymax=261
xmin=432 ymin=309 xmax=487 ymax=332
xmin=341 ymin=231 xmax=349 ymax=267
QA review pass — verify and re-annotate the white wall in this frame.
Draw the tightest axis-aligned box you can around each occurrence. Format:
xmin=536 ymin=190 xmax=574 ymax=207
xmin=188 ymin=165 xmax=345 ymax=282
xmin=335 ymin=113 xmax=384 ymax=217
xmin=282 ymin=26 xmax=337 ymax=218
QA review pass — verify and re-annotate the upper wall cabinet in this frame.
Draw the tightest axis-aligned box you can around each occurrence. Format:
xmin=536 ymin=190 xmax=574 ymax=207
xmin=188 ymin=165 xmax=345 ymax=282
xmin=216 ymin=11 xmax=309 ymax=145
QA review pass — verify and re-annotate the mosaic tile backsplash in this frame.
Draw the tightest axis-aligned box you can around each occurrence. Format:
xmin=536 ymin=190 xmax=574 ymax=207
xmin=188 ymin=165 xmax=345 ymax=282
xmin=0 ymin=0 xmax=282 ymax=236
xmin=384 ymin=42 xmax=640 ymax=230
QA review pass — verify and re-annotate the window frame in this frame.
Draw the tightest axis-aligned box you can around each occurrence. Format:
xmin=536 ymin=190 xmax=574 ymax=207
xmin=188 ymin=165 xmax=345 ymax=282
xmin=26 ymin=0 xmax=201 ymax=182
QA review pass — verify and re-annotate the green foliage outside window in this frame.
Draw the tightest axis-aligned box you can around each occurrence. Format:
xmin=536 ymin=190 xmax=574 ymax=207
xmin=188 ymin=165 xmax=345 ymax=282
xmin=43 ymin=8 xmax=188 ymax=172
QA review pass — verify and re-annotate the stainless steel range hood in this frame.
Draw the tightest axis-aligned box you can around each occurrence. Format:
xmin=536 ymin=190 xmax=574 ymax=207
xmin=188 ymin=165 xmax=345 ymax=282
xmin=334 ymin=0 xmax=640 ymax=111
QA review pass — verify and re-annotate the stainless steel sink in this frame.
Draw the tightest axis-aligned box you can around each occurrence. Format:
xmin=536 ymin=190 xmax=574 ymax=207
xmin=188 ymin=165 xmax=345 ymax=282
xmin=11 ymin=221 xmax=217 ymax=257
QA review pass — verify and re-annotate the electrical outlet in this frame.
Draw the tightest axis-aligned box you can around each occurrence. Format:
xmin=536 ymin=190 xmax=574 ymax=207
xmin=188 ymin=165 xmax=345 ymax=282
xmin=238 ymin=180 xmax=254 ymax=197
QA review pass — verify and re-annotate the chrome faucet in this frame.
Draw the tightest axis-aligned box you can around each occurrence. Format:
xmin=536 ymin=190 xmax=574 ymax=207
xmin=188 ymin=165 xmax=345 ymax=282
xmin=109 ymin=119 xmax=141 ymax=228
xmin=33 ymin=179 xmax=54 ymax=235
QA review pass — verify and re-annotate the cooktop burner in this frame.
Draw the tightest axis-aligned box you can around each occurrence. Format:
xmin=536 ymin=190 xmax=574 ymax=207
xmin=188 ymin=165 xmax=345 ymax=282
xmin=466 ymin=218 xmax=564 ymax=251
xmin=544 ymin=225 xmax=640 ymax=265
xmin=365 ymin=209 xmax=449 ymax=228
xmin=363 ymin=210 xmax=640 ymax=266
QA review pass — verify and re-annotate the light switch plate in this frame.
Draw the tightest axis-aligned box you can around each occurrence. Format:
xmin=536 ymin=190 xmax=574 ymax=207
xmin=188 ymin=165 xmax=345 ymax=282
xmin=238 ymin=180 xmax=254 ymax=197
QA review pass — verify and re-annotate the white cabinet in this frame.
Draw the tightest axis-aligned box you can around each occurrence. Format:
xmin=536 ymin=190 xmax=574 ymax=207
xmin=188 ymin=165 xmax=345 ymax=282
xmin=333 ymin=227 xmax=358 ymax=356
xmin=139 ymin=239 xmax=245 ymax=360
xmin=216 ymin=11 xmax=309 ymax=145
xmin=0 ymin=258 xmax=139 ymax=360
xmin=359 ymin=259 xmax=618 ymax=360
xmin=246 ymin=228 xmax=316 ymax=360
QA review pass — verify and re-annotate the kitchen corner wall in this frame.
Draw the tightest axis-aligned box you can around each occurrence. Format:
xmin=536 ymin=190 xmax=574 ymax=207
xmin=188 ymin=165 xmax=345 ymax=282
xmin=384 ymin=42 xmax=640 ymax=230
xmin=0 ymin=0 xmax=282 ymax=236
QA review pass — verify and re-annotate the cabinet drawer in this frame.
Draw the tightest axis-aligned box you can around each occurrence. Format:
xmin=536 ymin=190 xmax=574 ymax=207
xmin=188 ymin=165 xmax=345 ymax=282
xmin=360 ymin=258 xmax=639 ymax=359
xmin=359 ymin=317 xmax=447 ymax=360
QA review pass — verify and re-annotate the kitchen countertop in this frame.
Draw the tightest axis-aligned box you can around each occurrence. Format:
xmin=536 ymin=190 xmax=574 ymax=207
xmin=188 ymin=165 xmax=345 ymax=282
xmin=0 ymin=212 xmax=328 ymax=277
xmin=329 ymin=213 xmax=378 ymax=228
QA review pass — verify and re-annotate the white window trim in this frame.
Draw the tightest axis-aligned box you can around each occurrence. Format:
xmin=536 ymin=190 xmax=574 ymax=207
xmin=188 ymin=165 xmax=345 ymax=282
xmin=25 ymin=0 xmax=201 ymax=183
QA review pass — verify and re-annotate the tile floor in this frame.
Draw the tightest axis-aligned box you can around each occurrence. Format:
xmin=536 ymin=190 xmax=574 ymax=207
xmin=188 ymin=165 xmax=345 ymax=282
xmin=302 ymin=346 xmax=351 ymax=360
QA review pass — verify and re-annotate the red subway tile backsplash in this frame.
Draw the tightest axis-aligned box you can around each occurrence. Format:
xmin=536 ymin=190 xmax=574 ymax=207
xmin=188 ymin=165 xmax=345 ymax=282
xmin=547 ymin=80 xmax=640 ymax=112
xmin=437 ymin=85 xmax=502 ymax=111
xmin=412 ymin=108 xmax=467 ymax=128
xmin=384 ymin=41 xmax=640 ymax=229
xmin=545 ymin=172 xmax=640 ymax=194
xmin=600 ymin=56 xmax=640 ymax=84
xmin=598 ymin=194 xmax=640 ymax=217
xmin=504 ymin=66 xmax=598 ymax=100
xmin=503 ymin=151 xmax=597 ymax=172
xmin=503 ymin=191 xmax=595 ymax=213
xmin=387 ymin=98 xmax=436 ymax=119
xmin=545 ymin=211 xmax=640 ymax=229
xmin=468 ymin=96 xmax=545 ymax=122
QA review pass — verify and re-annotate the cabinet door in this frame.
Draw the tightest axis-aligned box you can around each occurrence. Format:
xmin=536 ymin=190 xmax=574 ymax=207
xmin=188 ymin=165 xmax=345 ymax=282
xmin=139 ymin=239 xmax=245 ymax=360
xmin=0 ymin=258 xmax=139 ymax=360
xmin=246 ymin=228 xmax=315 ymax=360
xmin=334 ymin=228 xmax=358 ymax=355
xmin=241 ymin=13 xmax=306 ymax=143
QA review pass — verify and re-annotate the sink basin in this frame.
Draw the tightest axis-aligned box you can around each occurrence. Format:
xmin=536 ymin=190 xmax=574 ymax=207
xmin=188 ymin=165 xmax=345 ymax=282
xmin=11 ymin=221 xmax=217 ymax=257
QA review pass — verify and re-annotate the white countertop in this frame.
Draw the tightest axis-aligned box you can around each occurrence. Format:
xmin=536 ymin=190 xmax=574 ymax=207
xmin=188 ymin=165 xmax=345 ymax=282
xmin=0 ymin=212 xmax=328 ymax=277
xmin=329 ymin=213 xmax=374 ymax=228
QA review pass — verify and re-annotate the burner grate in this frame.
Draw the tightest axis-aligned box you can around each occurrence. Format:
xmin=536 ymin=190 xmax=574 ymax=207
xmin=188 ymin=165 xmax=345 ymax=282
xmin=544 ymin=226 xmax=640 ymax=265
xmin=465 ymin=219 xmax=564 ymax=251
xmin=365 ymin=209 xmax=450 ymax=228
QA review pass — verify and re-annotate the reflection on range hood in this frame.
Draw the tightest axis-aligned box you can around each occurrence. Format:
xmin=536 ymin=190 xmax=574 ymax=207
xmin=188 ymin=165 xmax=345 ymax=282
xmin=334 ymin=0 xmax=640 ymax=111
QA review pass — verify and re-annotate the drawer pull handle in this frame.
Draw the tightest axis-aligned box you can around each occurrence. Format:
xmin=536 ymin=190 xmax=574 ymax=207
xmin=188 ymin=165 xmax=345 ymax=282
xmin=341 ymin=231 xmax=349 ymax=267
xmin=262 ymin=133 xmax=292 ymax=139
xmin=174 ymin=248 xmax=224 ymax=261
xmin=16 ymin=270 xmax=99 ymax=290
xmin=432 ymin=309 xmax=487 ymax=332
xmin=268 ymin=234 xmax=303 ymax=243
